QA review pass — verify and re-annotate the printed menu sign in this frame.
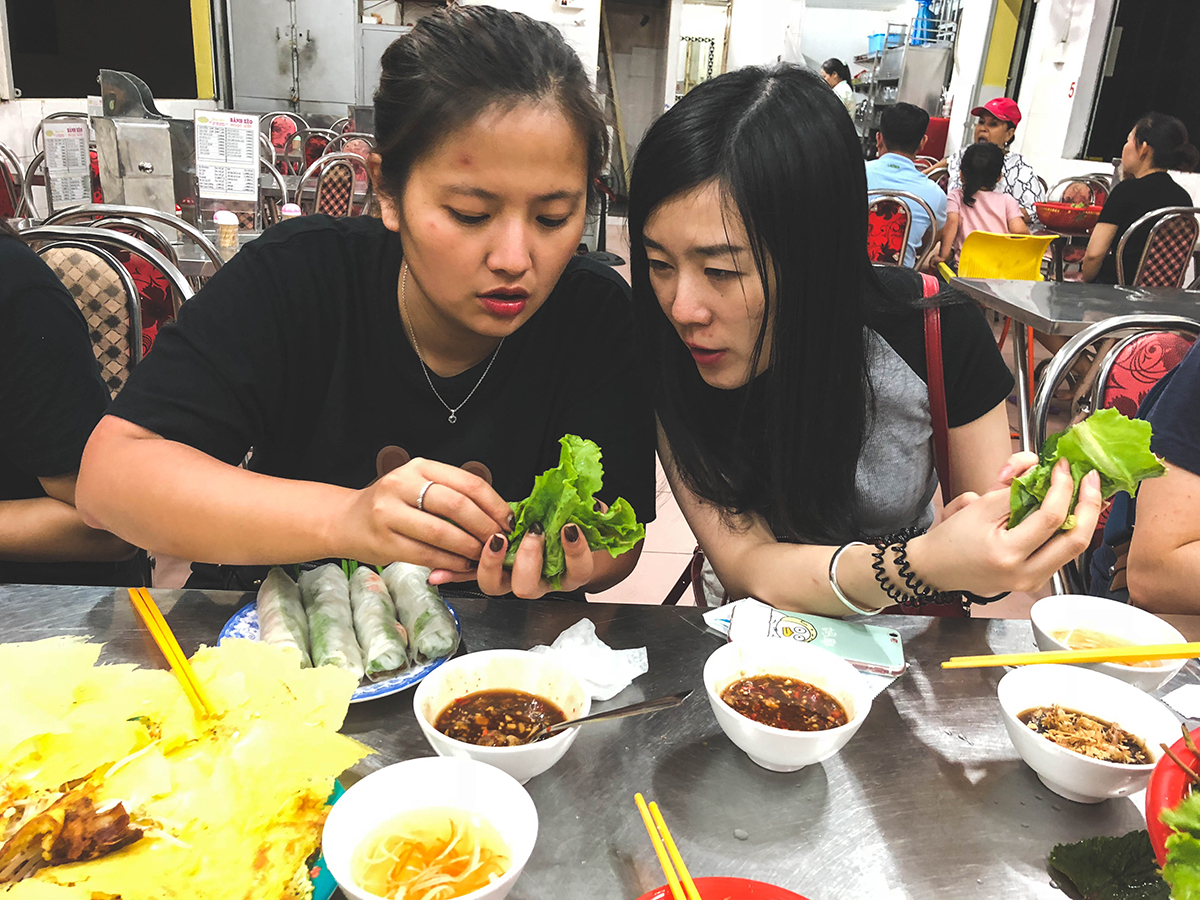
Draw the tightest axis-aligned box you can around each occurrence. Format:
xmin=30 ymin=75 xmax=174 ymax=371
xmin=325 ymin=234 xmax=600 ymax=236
xmin=194 ymin=111 xmax=259 ymax=201
xmin=42 ymin=120 xmax=91 ymax=210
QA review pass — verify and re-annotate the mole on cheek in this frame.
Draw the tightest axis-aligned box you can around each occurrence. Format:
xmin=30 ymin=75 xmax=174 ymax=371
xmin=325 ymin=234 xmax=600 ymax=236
xmin=457 ymin=155 xmax=473 ymax=168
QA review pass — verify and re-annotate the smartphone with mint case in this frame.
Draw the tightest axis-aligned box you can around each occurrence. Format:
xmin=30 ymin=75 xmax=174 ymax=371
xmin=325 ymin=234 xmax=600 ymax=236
xmin=727 ymin=599 xmax=906 ymax=676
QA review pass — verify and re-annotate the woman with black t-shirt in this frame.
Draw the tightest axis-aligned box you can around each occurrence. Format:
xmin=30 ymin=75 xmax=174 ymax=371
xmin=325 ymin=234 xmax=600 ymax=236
xmin=1082 ymin=113 xmax=1198 ymax=284
xmin=0 ymin=220 xmax=142 ymax=586
xmin=628 ymin=66 xmax=1101 ymax=615
xmin=77 ymin=7 xmax=655 ymax=599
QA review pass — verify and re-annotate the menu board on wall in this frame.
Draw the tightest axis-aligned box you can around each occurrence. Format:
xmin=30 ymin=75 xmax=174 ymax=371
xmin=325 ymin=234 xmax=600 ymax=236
xmin=194 ymin=110 xmax=259 ymax=201
xmin=41 ymin=120 xmax=91 ymax=210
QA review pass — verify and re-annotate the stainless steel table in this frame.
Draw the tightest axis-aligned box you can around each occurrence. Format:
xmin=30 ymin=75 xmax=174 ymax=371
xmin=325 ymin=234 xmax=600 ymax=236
xmin=951 ymin=278 xmax=1200 ymax=452
xmin=5 ymin=584 xmax=1198 ymax=900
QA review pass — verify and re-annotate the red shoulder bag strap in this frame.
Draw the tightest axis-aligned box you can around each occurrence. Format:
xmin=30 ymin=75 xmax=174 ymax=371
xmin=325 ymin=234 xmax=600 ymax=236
xmin=920 ymin=274 xmax=952 ymax=507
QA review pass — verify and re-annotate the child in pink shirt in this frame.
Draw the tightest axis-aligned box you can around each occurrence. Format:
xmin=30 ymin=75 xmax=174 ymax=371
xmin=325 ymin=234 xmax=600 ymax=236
xmin=934 ymin=141 xmax=1029 ymax=268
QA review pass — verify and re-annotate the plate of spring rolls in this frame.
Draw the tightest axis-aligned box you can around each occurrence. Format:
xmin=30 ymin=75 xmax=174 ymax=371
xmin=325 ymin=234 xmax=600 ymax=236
xmin=218 ymin=561 xmax=462 ymax=702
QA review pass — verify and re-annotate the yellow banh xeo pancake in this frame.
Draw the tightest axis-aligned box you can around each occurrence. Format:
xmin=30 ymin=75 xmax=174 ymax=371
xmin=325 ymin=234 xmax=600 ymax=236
xmin=0 ymin=636 xmax=371 ymax=899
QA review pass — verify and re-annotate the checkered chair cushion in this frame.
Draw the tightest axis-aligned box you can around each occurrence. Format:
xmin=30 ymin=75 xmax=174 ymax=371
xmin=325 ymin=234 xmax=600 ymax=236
xmin=314 ymin=161 xmax=356 ymax=218
xmin=1133 ymin=214 xmax=1200 ymax=288
xmin=40 ymin=246 xmax=138 ymax=398
xmin=866 ymin=198 xmax=911 ymax=266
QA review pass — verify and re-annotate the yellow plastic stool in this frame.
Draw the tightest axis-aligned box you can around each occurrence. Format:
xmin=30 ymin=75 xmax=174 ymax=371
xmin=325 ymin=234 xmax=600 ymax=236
xmin=937 ymin=231 xmax=1058 ymax=282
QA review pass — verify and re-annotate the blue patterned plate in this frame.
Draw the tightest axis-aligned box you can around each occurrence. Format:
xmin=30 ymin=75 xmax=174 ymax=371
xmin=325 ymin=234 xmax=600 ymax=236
xmin=218 ymin=602 xmax=460 ymax=703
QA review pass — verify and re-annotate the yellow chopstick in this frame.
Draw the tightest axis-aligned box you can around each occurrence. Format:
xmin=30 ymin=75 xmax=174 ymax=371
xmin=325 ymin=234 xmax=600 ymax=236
xmin=942 ymin=642 xmax=1200 ymax=669
xmin=649 ymin=801 xmax=702 ymax=900
xmin=635 ymin=793 xmax=685 ymax=900
xmin=128 ymin=588 xmax=214 ymax=717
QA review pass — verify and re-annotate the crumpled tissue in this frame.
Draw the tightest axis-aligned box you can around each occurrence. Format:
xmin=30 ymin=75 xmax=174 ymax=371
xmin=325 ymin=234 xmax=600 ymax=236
xmin=530 ymin=618 xmax=648 ymax=701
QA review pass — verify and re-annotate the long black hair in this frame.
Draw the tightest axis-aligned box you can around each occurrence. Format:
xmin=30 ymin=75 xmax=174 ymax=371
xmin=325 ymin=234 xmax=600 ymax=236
xmin=1132 ymin=112 xmax=1200 ymax=172
xmin=373 ymin=5 xmax=609 ymax=209
xmin=821 ymin=58 xmax=852 ymax=86
xmin=960 ymin=142 xmax=1004 ymax=207
xmin=628 ymin=64 xmax=892 ymax=544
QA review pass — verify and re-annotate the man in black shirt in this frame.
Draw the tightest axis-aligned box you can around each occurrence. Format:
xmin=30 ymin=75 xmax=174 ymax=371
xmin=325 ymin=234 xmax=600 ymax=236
xmin=0 ymin=227 xmax=141 ymax=585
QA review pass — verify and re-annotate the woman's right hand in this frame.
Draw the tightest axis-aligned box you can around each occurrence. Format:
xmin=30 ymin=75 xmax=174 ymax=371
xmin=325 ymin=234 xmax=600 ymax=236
xmin=335 ymin=458 xmax=513 ymax=573
xmin=908 ymin=454 xmax=1103 ymax=596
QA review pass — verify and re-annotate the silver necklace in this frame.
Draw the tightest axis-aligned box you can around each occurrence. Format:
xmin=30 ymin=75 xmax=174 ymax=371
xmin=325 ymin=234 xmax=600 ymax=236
xmin=400 ymin=262 xmax=503 ymax=424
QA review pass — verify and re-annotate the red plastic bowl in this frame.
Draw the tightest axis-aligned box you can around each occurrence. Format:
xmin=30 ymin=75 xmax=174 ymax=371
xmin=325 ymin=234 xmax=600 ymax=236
xmin=636 ymin=878 xmax=809 ymax=900
xmin=1035 ymin=201 xmax=1103 ymax=231
xmin=1145 ymin=726 xmax=1200 ymax=866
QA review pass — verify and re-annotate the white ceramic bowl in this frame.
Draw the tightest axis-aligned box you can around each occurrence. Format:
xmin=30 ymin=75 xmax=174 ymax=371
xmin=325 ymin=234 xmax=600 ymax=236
xmin=703 ymin=639 xmax=873 ymax=772
xmin=997 ymin=663 xmax=1180 ymax=804
xmin=323 ymin=757 xmax=537 ymax=900
xmin=413 ymin=649 xmax=590 ymax=784
xmin=1030 ymin=595 xmax=1186 ymax=692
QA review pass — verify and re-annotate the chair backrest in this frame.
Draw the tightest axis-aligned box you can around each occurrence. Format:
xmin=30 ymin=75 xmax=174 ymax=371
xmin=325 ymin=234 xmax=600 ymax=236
xmin=915 ymin=155 xmax=940 ymax=170
xmin=0 ymin=140 xmax=22 ymax=217
xmin=42 ymin=203 xmax=224 ymax=275
xmin=283 ymin=128 xmax=337 ymax=176
xmin=90 ymin=218 xmax=183 ymax=353
xmin=866 ymin=194 xmax=912 ymax=266
xmin=329 ymin=116 xmax=352 ymax=134
xmin=259 ymin=160 xmax=290 ymax=228
xmin=298 ymin=153 xmax=371 ymax=218
xmin=1047 ymin=176 xmax=1109 ymax=207
xmin=1095 ymin=330 xmax=1196 ymax=419
xmin=36 ymin=240 xmax=143 ymax=397
xmin=925 ymin=165 xmax=949 ymax=193
xmin=955 ymin=232 xmax=1058 ymax=281
xmin=868 ymin=189 xmax=940 ymax=269
xmin=1117 ymin=207 xmax=1200 ymax=288
xmin=326 ymin=132 xmax=375 ymax=156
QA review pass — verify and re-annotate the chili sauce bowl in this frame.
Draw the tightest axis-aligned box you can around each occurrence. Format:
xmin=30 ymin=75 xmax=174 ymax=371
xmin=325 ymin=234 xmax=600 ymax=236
xmin=997 ymin=663 xmax=1179 ymax=804
xmin=322 ymin=756 xmax=538 ymax=900
xmin=1030 ymin=595 xmax=1186 ymax=692
xmin=703 ymin=639 xmax=873 ymax=772
xmin=413 ymin=649 xmax=591 ymax=784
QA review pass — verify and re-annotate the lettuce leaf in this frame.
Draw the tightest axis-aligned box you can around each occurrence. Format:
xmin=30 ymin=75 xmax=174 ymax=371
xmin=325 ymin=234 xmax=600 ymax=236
xmin=1161 ymin=792 xmax=1200 ymax=899
xmin=505 ymin=435 xmax=646 ymax=589
xmin=1008 ymin=409 xmax=1166 ymax=530
xmin=1047 ymin=830 xmax=1169 ymax=900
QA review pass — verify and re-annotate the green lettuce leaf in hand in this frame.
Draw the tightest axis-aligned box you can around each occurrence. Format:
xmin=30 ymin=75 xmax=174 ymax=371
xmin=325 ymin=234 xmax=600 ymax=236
xmin=1008 ymin=408 xmax=1166 ymax=530
xmin=505 ymin=435 xmax=646 ymax=589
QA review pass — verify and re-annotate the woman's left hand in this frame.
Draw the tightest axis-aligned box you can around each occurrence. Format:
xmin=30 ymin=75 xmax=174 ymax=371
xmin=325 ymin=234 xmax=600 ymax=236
xmin=430 ymin=522 xmax=595 ymax=599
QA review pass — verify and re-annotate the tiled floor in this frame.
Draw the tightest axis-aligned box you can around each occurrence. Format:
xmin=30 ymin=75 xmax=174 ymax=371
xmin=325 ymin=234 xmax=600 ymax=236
xmin=156 ymin=216 xmax=1070 ymax=620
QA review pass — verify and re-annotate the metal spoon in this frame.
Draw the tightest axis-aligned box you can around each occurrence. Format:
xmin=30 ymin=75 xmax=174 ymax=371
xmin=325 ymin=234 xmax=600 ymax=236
xmin=524 ymin=689 xmax=693 ymax=744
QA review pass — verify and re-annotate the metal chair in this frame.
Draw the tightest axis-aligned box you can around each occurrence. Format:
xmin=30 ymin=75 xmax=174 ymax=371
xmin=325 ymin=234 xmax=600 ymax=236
xmin=866 ymin=193 xmax=913 ymax=266
xmin=925 ymin=164 xmax=949 ymax=194
xmin=297 ymin=152 xmax=371 ymax=217
xmin=326 ymin=132 xmax=375 ymax=156
xmin=329 ymin=116 xmax=352 ymax=134
xmin=282 ymin=128 xmax=337 ymax=176
xmin=259 ymin=159 xmax=291 ymax=228
xmin=1116 ymin=207 xmax=1200 ymax=288
xmin=1031 ymin=314 xmax=1200 ymax=594
xmin=258 ymin=133 xmax=277 ymax=171
xmin=261 ymin=111 xmax=308 ymax=172
xmin=33 ymin=239 xmax=143 ymax=398
xmin=867 ymin=189 xmax=939 ymax=269
xmin=0 ymin=140 xmax=23 ymax=217
xmin=915 ymin=155 xmax=940 ymax=170
xmin=1046 ymin=176 xmax=1110 ymax=207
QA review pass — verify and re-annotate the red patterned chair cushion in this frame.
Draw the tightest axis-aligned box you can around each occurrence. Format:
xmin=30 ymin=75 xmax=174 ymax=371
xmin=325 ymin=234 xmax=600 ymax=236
xmin=89 ymin=148 xmax=103 ymax=204
xmin=867 ymin=199 xmax=910 ymax=266
xmin=1133 ymin=215 xmax=1200 ymax=287
xmin=1099 ymin=332 xmax=1196 ymax=419
xmin=269 ymin=117 xmax=298 ymax=174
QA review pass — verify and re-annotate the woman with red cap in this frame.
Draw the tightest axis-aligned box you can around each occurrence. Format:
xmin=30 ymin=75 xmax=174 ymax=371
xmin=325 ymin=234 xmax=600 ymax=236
xmin=943 ymin=98 xmax=1044 ymax=222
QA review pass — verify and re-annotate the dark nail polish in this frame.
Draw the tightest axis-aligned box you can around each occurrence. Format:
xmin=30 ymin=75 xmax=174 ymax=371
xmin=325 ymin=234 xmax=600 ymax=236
xmin=507 ymin=512 xmax=516 ymax=532
xmin=564 ymin=524 xmax=579 ymax=543
xmin=489 ymin=534 xmax=504 ymax=553
xmin=530 ymin=521 xmax=544 ymax=536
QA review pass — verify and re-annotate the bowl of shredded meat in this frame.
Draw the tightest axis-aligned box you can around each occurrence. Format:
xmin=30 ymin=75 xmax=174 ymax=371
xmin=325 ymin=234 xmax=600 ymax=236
xmin=997 ymin=664 xmax=1180 ymax=803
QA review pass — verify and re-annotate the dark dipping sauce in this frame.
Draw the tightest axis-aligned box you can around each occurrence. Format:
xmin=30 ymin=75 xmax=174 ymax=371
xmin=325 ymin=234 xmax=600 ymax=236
xmin=1018 ymin=704 xmax=1151 ymax=765
xmin=720 ymin=675 xmax=849 ymax=731
xmin=434 ymin=689 xmax=568 ymax=747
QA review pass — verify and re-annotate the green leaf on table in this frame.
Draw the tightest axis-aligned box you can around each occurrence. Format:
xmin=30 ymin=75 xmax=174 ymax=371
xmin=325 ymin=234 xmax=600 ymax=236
xmin=1164 ymin=832 xmax=1200 ymax=900
xmin=1008 ymin=409 xmax=1166 ymax=530
xmin=1048 ymin=830 xmax=1169 ymax=900
xmin=504 ymin=435 xmax=645 ymax=590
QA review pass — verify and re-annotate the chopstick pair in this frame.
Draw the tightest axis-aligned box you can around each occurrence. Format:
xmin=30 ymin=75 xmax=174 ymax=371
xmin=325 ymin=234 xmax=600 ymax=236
xmin=127 ymin=587 xmax=215 ymax=718
xmin=942 ymin=642 xmax=1200 ymax=669
xmin=635 ymin=793 xmax=701 ymax=900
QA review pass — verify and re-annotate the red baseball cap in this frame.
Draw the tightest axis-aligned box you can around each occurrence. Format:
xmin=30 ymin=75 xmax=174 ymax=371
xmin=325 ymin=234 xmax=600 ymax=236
xmin=970 ymin=97 xmax=1021 ymax=127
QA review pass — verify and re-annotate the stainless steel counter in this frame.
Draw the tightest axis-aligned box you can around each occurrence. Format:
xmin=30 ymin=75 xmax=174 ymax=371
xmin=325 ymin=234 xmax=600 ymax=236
xmin=5 ymin=584 xmax=1197 ymax=899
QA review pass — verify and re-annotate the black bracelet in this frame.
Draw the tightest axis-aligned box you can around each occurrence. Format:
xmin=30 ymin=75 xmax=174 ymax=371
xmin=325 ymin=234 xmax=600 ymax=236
xmin=894 ymin=542 xmax=961 ymax=605
xmin=869 ymin=528 xmax=927 ymax=608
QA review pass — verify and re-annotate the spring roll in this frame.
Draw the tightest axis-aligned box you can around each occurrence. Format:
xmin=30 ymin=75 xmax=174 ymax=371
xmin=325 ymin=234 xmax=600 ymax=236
xmin=381 ymin=562 xmax=461 ymax=662
xmin=298 ymin=564 xmax=364 ymax=681
xmin=255 ymin=566 xmax=312 ymax=667
xmin=349 ymin=566 xmax=410 ymax=678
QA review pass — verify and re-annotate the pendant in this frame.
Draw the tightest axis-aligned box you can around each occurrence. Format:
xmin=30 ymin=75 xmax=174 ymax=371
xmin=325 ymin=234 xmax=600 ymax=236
xmin=448 ymin=412 xmax=457 ymax=424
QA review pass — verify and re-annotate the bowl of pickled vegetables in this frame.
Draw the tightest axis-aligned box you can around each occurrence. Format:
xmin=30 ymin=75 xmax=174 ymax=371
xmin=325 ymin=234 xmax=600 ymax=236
xmin=703 ymin=639 xmax=873 ymax=772
xmin=321 ymin=756 xmax=538 ymax=900
xmin=413 ymin=649 xmax=591 ymax=784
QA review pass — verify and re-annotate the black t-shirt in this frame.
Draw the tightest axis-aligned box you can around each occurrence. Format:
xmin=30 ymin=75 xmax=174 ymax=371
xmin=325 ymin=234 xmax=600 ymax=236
xmin=1096 ymin=171 xmax=1193 ymax=284
xmin=108 ymin=216 xmax=657 ymax=590
xmin=0 ymin=236 xmax=142 ymax=586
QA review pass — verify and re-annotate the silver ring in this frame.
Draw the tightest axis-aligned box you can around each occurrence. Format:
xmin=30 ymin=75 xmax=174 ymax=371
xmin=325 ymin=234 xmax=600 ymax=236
xmin=416 ymin=480 xmax=434 ymax=512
